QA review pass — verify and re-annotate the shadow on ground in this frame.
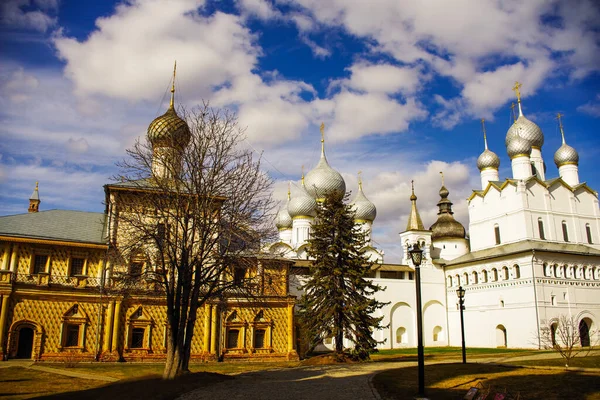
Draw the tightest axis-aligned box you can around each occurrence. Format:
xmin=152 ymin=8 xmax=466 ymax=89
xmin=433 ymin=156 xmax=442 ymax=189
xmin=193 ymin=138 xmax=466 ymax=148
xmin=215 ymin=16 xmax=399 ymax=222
xmin=373 ymin=363 xmax=600 ymax=400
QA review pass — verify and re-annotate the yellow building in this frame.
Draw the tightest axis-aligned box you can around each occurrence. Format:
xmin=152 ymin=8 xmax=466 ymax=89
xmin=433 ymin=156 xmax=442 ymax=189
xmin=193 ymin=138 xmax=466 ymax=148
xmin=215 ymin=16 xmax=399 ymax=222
xmin=0 ymin=76 xmax=298 ymax=363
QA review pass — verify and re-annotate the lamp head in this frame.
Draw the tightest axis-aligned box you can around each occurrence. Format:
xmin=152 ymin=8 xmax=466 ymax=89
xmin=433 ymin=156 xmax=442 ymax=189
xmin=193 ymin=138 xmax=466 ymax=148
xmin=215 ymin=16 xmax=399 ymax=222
xmin=456 ymin=286 xmax=465 ymax=299
xmin=408 ymin=243 xmax=423 ymax=267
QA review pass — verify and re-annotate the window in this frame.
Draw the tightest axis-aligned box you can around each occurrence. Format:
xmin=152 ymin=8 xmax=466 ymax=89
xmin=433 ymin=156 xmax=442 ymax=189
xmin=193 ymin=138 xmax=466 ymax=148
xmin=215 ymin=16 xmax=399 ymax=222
xmin=70 ymin=257 xmax=85 ymax=276
xmin=131 ymin=328 xmax=145 ymax=349
xmin=157 ymin=223 xmax=166 ymax=247
xmin=586 ymin=224 xmax=593 ymax=244
xmin=447 ymin=276 xmax=453 ymax=287
xmin=513 ymin=265 xmax=520 ymax=279
xmin=227 ymin=329 xmax=239 ymax=348
xmin=492 ymin=268 xmax=498 ymax=282
xmin=494 ymin=224 xmax=501 ymax=245
xmin=562 ymin=221 xmax=569 ymax=242
xmin=433 ymin=326 xmax=443 ymax=342
xmin=233 ymin=267 xmax=245 ymax=284
xmin=33 ymin=254 xmax=48 ymax=274
xmin=544 ymin=263 xmax=551 ymax=277
xmin=254 ymin=329 xmax=266 ymax=348
xmin=463 ymin=272 xmax=469 ymax=285
xmin=381 ymin=271 xmax=405 ymax=279
xmin=482 ymin=270 xmax=488 ymax=283
xmin=502 ymin=267 xmax=509 ymax=280
xmin=408 ymin=272 xmax=414 ymax=280
xmin=396 ymin=327 xmax=406 ymax=344
xmin=64 ymin=324 xmax=80 ymax=347
xmin=471 ymin=271 xmax=478 ymax=284
xmin=538 ymin=218 xmax=546 ymax=240
xmin=130 ymin=262 xmax=143 ymax=276
xmin=551 ymin=295 xmax=556 ymax=306
xmin=500 ymin=300 xmax=505 ymax=308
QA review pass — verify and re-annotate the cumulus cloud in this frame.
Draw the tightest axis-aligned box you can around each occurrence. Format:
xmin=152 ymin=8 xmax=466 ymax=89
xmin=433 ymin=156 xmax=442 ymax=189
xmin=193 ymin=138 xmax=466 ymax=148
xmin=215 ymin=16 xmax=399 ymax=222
xmin=0 ymin=0 xmax=57 ymax=32
xmin=66 ymin=137 xmax=89 ymax=154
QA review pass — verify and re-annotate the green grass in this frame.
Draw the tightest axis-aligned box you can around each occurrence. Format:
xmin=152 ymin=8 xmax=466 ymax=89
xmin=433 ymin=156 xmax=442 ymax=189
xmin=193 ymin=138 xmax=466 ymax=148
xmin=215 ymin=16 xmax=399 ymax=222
xmin=370 ymin=346 xmax=549 ymax=362
xmin=373 ymin=362 xmax=600 ymax=400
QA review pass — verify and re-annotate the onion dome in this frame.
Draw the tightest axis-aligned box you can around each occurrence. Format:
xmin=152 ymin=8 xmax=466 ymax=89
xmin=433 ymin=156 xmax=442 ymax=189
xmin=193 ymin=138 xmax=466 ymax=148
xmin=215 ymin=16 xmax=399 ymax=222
xmin=351 ymin=176 xmax=377 ymax=222
xmin=275 ymin=186 xmax=293 ymax=229
xmin=147 ymin=63 xmax=191 ymax=149
xmin=288 ymin=177 xmax=317 ymax=218
xmin=304 ymin=124 xmax=346 ymax=200
xmin=406 ymin=181 xmax=425 ymax=231
xmin=554 ymin=115 xmax=579 ymax=167
xmin=507 ymin=135 xmax=532 ymax=159
xmin=477 ymin=119 xmax=500 ymax=171
xmin=505 ymin=83 xmax=544 ymax=149
xmin=430 ymin=176 xmax=466 ymax=240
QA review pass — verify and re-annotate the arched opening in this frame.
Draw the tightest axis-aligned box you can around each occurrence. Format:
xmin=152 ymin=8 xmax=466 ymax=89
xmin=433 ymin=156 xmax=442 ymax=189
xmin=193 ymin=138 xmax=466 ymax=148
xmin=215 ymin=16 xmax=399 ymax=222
xmin=463 ymin=272 xmax=469 ymax=285
xmin=17 ymin=327 xmax=34 ymax=359
xmin=538 ymin=218 xmax=546 ymax=240
xmin=447 ymin=276 xmax=453 ymax=287
xmin=492 ymin=268 xmax=498 ymax=282
xmin=502 ymin=266 xmax=509 ymax=280
xmin=579 ymin=319 xmax=591 ymax=347
xmin=562 ymin=221 xmax=569 ymax=242
xmin=482 ymin=270 xmax=488 ymax=283
xmin=586 ymin=223 xmax=593 ymax=244
xmin=550 ymin=322 xmax=557 ymax=346
xmin=496 ymin=325 xmax=507 ymax=348
xmin=471 ymin=271 xmax=478 ymax=284
xmin=433 ymin=326 xmax=443 ymax=342
xmin=494 ymin=224 xmax=501 ymax=245
xmin=513 ymin=265 xmax=520 ymax=279
xmin=396 ymin=327 xmax=406 ymax=344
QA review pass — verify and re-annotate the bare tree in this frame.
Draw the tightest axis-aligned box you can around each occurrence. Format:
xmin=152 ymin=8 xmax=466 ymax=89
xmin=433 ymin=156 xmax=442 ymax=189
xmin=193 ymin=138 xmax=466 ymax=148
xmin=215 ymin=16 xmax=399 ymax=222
xmin=108 ymin=103 xmax=276 ymax=379
xmin=538 ymin=314 xmax=597 ymax=368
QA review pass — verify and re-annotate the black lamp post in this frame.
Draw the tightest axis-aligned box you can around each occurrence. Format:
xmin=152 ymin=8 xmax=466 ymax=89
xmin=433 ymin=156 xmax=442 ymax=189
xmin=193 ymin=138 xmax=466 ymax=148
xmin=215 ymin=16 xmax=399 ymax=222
xmin=456 ymin=285 xmax=466 ymax=364
xmin=408 ymin=242 xmax=425 ymax=397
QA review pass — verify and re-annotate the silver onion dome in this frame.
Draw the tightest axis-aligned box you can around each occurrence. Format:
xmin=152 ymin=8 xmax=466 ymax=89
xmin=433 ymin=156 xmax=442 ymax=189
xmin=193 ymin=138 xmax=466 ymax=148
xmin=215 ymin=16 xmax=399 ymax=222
xmin=304 ymin=134 xmax=346 ymax=200
xmin=505 ymin=113 xmax=544 ymax=149
xmin=507 ymin=135 xmax=532 ymax=159
xmin=554 ymin=143 xmax=579 ymax=167
xmin=288 ymin=183 xmax=317 ymax=218
xmin=275 ymin=204 xmax=292 ymax=229
xmin=351 ymin=184 xmax=377 ymax=222
xmin=477 ymin=149 xmax=500 ymax=171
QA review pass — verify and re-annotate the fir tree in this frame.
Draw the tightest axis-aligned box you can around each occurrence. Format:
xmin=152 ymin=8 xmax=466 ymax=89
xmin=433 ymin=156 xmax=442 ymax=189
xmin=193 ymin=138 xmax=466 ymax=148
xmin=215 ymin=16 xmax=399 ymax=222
xmin=299 ymin=191 xmax=387 ymax=359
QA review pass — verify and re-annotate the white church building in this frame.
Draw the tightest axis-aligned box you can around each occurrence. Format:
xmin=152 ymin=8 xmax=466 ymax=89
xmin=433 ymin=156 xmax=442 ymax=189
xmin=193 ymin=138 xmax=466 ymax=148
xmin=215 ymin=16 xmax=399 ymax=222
xmin=269 ymin=87 xmax=600 ymax=350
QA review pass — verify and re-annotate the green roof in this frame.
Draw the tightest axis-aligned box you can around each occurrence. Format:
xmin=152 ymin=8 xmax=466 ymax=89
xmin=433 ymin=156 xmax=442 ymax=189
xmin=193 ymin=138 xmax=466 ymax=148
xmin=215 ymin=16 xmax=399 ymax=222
xmin=444 ymin=240 xmax=600 ymax=266
xmin=0 ymin=210 xmax=107 ymax=245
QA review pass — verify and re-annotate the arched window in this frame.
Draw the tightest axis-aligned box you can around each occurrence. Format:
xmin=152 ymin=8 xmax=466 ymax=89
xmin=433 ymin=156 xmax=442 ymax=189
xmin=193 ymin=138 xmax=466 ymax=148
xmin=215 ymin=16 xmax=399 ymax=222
xmin=553 ymin=264 xmax=560 ymax=278
xmin=471 ymin=271 xmax=478 ymax=284
xmin=513 ymin=265 xmax=520 ymax=279
xmin=543 ymin=263 xmax=550 ymax=277
xmin=586 ymin=224 xmax=593 ymax=244
xmin=482 ymin=270 xmax=488 ymax=283
xmin=455 ymin=274 xmax=460 ymax=286
xmin=492 ymin=268 xmax=498 ymax=282
xmin=396 ymin=327 xmax=406 ymax=344
xmin=463 ymin=272 xmax=469 ymax=285
xmin=494 ymin=224 xmax=501 ymax=245
xmin=502 ymin=266 xmax=509 ymax=280
xmin=583 ymin=266 xmax=589 ymax=280
xmin=447 ymin=276 xmax=453 ymax=287
xmin=433 ymin=326 xmax=443 ymax=342
xmin=562 ymin=221 xmax=569 ymax=242
xmin=538 ymin=218 xmax=546 ymax=240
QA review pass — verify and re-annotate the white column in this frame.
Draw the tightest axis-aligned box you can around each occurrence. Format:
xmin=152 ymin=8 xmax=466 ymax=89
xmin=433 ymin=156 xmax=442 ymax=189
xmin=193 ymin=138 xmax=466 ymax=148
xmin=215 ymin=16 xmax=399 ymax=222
xmin=530 ymin=148 xmax=545 ymax=180
xmin=559 ymin=164 xmax=579 ymax=187
xmin=511 ymin=155 xmax=533 ymax=180
xmin=480 ymin=168 xmax=499 ymax=189
xmin=291 ymin=217 xmax=312 ymax=248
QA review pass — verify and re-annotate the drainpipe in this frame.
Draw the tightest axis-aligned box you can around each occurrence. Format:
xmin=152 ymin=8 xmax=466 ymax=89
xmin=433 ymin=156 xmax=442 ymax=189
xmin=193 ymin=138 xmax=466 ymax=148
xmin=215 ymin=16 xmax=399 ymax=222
xmin=531 ymin=249 xmax=541 ymax=349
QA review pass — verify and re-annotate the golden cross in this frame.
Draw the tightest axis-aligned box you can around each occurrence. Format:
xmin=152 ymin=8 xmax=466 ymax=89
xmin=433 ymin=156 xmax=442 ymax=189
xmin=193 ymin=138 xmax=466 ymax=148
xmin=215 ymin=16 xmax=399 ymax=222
xmin=170 ymin=60 xmax=177 ymax=109
xmin=440 ymin=171 xmax=444 ymax=186
xmin=287 ymin=181 xmax=291 ymax=199
xmin=320 ymin=122 xmax=325 ymax=143
xmin=358 ymin=171 xmax=363 ymax=190
xmin=512 ymin=81 xmax=522 ymax=102
xmin=556 ymin=112 xmax=563 ymax=127
xmin=411 ymin=179 xmax=414 ymax=193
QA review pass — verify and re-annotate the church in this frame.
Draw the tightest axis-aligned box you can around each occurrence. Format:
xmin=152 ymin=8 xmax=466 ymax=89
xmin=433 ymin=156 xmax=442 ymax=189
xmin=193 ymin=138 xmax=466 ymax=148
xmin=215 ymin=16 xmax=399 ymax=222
xmin=0 ymin=80 xmax=598 ymax=362
xmin=269 ymin=83 xmax=600 ymax=350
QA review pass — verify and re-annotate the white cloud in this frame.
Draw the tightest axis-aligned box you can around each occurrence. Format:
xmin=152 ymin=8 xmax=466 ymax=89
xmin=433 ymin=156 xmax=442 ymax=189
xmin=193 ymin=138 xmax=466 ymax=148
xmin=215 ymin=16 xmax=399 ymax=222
xmin=577 ymin=94 xmax=600 ymax=118
xmin=66 ymin=137 xmax=89 ymax=154
xmin=335 ymin=62 xmax=424 ymax=96
xmin=0 ymin=0 xmax=57 ymax=32
xmin=236 ymin=0 xmax=279 ymax=20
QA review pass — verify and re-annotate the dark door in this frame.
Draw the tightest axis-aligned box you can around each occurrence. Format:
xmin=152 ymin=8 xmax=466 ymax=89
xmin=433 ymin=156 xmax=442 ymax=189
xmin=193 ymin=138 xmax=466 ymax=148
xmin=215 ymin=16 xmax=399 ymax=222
xmin=16 ymin=327 xmax=34 ymax=359
xmin=579 ymin=320 xmax=590 ymax=347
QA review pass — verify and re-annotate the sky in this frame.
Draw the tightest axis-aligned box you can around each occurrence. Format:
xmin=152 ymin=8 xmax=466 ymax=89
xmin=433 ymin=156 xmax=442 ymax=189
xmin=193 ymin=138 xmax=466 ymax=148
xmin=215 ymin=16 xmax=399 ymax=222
xmin=1 ymin=0 xmax=599 ymax=262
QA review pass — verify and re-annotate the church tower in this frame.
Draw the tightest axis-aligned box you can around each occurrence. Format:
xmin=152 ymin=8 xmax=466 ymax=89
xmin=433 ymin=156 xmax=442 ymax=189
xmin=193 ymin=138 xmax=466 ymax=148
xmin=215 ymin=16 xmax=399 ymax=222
xmin=554 ymin=113 xmax=580 ymax=187
xmin=400 ymin=181 xmax=432 ymax=266
xmin=350 ymin=172 xmax=377 ymax=245
xmin=477 ymin=119 xmax=500 ymax=189
xmin=28 ymin=182 xmax=40 ymax=213
xmin=147 ymin=62 xmax=191 ymax=180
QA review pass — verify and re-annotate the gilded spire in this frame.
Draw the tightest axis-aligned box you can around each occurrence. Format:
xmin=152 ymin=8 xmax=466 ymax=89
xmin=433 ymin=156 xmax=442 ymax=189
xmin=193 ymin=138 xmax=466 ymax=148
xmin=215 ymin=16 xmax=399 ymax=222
xmin=557 ymin=112 xmax=566 ymax=144
xmin=169 ymin=61 xmax=177 ymax=110
xmin=287 ymin=181 xmax=291 ymax=200
xmin=406 ymin=180 xmax=424 ymax=231
xmin=512 ymin=81 xmax=523 ymax=116
xmin=481 ymin=118 xmax=488 ymax=150
xmin=320 ymin=122 xmax=325 ymax=156
xmin=358 ymin=170 xmax=363 ymax=191
xmin=28 ymin=181 xmax=40 ymax=213
xmin=440 ymin=171 xmax=445 ymax=186
xmin=301 ymin=165 xmax=305 ymax=186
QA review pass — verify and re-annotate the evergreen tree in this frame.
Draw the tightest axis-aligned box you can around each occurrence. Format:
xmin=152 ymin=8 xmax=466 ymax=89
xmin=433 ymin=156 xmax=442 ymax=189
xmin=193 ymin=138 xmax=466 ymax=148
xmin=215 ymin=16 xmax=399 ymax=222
xmin=299 ymin=191 xmax=387 ymax=359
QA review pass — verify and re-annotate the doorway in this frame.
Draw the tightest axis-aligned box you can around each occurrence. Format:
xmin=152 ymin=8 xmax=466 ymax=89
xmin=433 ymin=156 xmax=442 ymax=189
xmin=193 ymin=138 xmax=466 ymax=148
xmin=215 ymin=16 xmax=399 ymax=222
xmin=17 ymin=327 xmax=34 ymax=359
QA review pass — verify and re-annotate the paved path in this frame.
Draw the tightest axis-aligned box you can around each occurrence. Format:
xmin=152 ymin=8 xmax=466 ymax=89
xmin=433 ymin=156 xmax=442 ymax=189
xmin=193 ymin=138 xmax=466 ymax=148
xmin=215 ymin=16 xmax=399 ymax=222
xmin=179 ymin=352 xmax=600 ymax=400
xmin=178 ymin=362 xmax=402 ymax=400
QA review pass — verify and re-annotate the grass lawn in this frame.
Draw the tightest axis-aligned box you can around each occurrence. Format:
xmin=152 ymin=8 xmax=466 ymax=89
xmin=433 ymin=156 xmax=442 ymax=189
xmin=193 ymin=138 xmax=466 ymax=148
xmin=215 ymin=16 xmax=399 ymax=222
xmin=371 ymin=346 xmax=547 ymax=362
xmin=0 ymin=367 xmax=104 ymax=399
xmin=515 ymin=355 xmax=600 ymax=369
xmin=0 ymin=361 xmax=301 ymax=399
xmin=373 ymin=362 xmax=600 ymax=400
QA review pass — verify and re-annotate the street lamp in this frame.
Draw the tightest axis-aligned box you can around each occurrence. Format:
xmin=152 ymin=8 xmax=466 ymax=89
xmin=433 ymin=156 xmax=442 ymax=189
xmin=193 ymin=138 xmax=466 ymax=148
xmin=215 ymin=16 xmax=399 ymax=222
xmin=456 ymin=285 xmax=466 ymax=364
xmin=408 ymin=242 xmax=425 ymax=397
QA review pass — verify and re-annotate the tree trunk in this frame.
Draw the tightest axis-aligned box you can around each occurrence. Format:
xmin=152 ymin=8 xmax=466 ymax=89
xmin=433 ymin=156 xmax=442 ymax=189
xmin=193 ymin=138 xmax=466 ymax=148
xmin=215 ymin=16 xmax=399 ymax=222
xmin=163 ymin=339 xmax=183 ymax=379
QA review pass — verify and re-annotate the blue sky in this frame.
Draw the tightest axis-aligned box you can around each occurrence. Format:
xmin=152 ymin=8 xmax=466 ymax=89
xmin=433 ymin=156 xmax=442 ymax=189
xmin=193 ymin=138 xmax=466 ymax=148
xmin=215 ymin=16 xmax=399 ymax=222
xmin=1 ymin=0 xmax=599 ymax=261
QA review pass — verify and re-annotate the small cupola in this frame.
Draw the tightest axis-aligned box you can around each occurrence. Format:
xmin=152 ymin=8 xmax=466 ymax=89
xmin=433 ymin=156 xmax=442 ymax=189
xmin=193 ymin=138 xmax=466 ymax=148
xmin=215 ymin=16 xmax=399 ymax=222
xmin=28 ymin=181 xmax=40 ymax=213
